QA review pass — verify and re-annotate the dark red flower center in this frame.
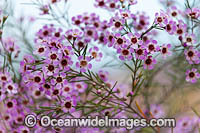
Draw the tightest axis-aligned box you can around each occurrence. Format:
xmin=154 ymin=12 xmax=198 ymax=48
xmin=186 ymin=37 xmax=192 ymax=42
xmin=166 ymin=24 xmax=171 ymax=31
xmin=182 ymin=122 xmax=188 ymax=127
xmin=131 ymin=37 xmax=137 ymax=44
xmin=77 ymin=41 xmax=84 ymax=47
xmin=1 ymin=76 xmax=7 ymax=81
xmin=55 ymin=32 xmax=60 ymax=37
xmin=110 ymin=3 xmax=115 ymax=8
xmin=4 ymin=115 xmax=10 ymax=121
xmin=56 ymin=77 xmax=63 ymax=83
xmin=162 ymin=47 xmax=167 ymax=54
xmin=48 ymin=65 xmax=55 ymax=71
xmin=64 ymin=87 xmax=70 ymax=92
xmin=50 ymin=42 xmax=56 ymax=47
xmin=140 ymin=20 xmax=145 ymax=25
xmin=50 ymin=54 xmax=57 ymax=60
xmin=171 ymin=12 xmax=177 ymax=17
xmin=99 ymin=36 xmax=104 ymax=42
xmin=177 ymin=29 xmax=183 ymax=34
xmin=189 ymin=72 xmax=195 ymax=78
xmin=98 ymin=1 xmax=105 ymax=6
xmin=22 ymin=130 xmax=28 ymax=133
xmin=114 ymin=21 xmax=121 ymax=28
xmin=187 ymin=51 xmax=194 ymax=57
xmin=7 ymin=102 xmax=13 ymax=108
xmin=117 ymin=38 xmax=123 ymax=45
xmin=8 ymin=85 xmax=13 ymax=90
xmin=148 ymin=44 xmax=155 ymax=51
xmin=35 ymin=90 xmax=41 ymax=96
xmin=145 ymin=58 xmax=152 ymax=65
xmin=75 ymin=20 xmax=81 ymax=25
xmin=34 ymin=76 xmax=41 ymax=83
xmin=67 ymin=35 xmax=73 ymax=40
xmin=189 ymin=12 xmax=196 ymax=19
xmin=108 ymin=35 xmax=113 ymax=42
xmin=105 ymin=111 xmax=110 ymax=116
xmin=53 ymin=89 xmax=59 ymax=95
xmin=122 ymin=49 xmax=129 ymax=56
xmin=65 ymin=102 xmax=72 ymax=108
xmin=38 ymin=47 xmax=44 ymax=53
xmin=17 ymin=117 xmax=23 ymax=122
xmin=137 ymin=49 xmax=143 ymax=55
xmin=80 ymin=60 xmax=88 ymax=67
xmin=44 ymin=84 xmax=51 ymax=89
xmin=87 ymin=30 xmax=93 ymax=36
xmin=61 ymin=59 xmax=68 ymax=66
xmin=76 ymin=84 xmax=82 ymax=89
xmin=100 ymin=74 xmax=105 ymax=79
xmin=94 ymin=22 xmax=99 ymax=28
xmin=43 ymin=30 xmax=49 ymax=36
xmin=157 ymin=17 xmax=163 ymax=23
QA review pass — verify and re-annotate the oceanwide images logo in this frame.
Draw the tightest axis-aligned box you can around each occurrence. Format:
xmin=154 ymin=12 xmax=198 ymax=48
xmin=24 ymin=114 xmax=176 ymax=129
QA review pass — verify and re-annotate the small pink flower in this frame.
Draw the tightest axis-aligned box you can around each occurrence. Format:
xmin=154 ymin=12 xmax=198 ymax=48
xmin=109 ymin=14 xmax=125 ymax=32
xmin=176 ymin=20 xmax=187 ymax=36
xmin=165 ymin=20 xmax=177 ymax=35
xmin=186 ymin=8 xmax=200 ymax=19
xmin=186 ymin=68 xmax=200 ymax=83
xmin=135 ymin=46 xmax=147 ymax=60
xmin=184 ymin=47 xmax=200 ymax=64
xmin=182 ymin=33 xmax=196 ymax=46
xmin=155 ymin=10 xmax=169 ymax=27
xmin=143 ymin=56 xmax=156 ymax=70
xmin=62 ymin=96 xmax=77 ymax=113
xmin=117 ymin=46 xmax=134 ymax=61
xmin=133 ymin=12 xmax=150 ymax=31
xmin=150 ymin=104 xmax=165 ymax=118
xmin=160 ymin=44 xmax=172 ymax=59
xmin=76 ymin=56 xmax=92 ymax=72
xmin=73 ymin=81 xmax=88 ymax=93
xmin=145 ymin=39 xmax=160 ymax=54
xmin=98 ymin=70 xmax=109 ymax=82
xmin=127 ymin=32 xmax=140 ymax=49
xmin=89 ymin=46 xmax=103 ymax=61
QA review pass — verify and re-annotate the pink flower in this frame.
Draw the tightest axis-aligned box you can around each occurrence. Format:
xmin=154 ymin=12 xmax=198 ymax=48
xmin=165 ymin=20 xmax=177 ymax=35
xmin=143 ymin=56 xmax=156 ymax=70
xmin=73 ymin=81 xmax=88 ymax=93
xmin=89 ymin=46 xmax=103 ymax=61
xmin=61 ymin=96 xmax=77 ymax=113
xmin=160 ymin=44 xmax=172 ymax=59
xmin=174 ymin=116 xmax=198 ymax=133
xmin=176 ymin=20 xmax=187 ymax=36
xmin=186 ymin=8 xmax=200 ymax=19
xmin=133 ymin=12 xmax=150 ymax=31
xmin=135 ymin=46 xmax=148 ymax=60
xmin=184 ymin=47 xmax=200 ymax=64
xmin=98 ymin=70 xmax=109 ymax=82
xmin=145 ymin=39 xmax=160 ymax=54
xmin=127 ymin=32 xmax=140 ymax=49
xmin=76 ymin=56 xmax=92 ymax=72
xmin=182 ymin=33 xmax=196 ymax=46
xmin=155 ymin=10 xmax=169 ymax=27
xmin=109 ymin=14 xmax=125 ymax=32
xmin=150 ymin=104 xmax=165 ymax=118
xmin=117 ymin=46 xmax=134 ymax=60
xmin=186 ymin=68 xmax=200 ymax=83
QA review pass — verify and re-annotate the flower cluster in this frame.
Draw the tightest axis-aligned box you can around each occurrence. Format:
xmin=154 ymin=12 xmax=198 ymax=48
xmin=0 ymin=0 xmax=200 ymax=132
